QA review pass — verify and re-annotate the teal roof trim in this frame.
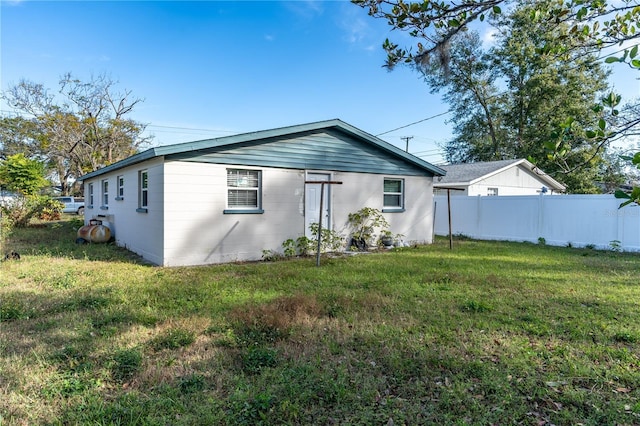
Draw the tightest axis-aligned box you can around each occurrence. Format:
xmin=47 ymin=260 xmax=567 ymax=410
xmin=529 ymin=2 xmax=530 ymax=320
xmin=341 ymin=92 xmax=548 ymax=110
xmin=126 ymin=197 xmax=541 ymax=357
xmin=79 ymin=119 xmax=446 ymax=180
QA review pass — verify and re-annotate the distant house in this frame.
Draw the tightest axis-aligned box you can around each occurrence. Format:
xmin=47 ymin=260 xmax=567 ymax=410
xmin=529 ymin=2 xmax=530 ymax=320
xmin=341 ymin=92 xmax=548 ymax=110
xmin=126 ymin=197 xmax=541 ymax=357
xmin=433 ymin=159 xmax=565 ymax=196
xmin=79 ymin=119 xmax=446 ymax=266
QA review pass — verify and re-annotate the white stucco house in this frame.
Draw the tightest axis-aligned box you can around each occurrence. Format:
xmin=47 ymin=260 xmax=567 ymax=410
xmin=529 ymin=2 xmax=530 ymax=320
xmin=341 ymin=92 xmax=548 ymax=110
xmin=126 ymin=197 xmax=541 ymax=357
xmin=79 ymin=119 xmax=446 ymax=266
xmin=433 ymin=159 xmax=565 ymax=196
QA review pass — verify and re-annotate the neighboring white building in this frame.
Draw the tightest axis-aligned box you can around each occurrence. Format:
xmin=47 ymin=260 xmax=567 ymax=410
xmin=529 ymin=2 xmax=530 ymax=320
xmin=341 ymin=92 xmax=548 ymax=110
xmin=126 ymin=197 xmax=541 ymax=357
xmin=79 ymin=119 xmax=446 ymax=266
xmin=433 ymin=159 xmax=565 ymax=196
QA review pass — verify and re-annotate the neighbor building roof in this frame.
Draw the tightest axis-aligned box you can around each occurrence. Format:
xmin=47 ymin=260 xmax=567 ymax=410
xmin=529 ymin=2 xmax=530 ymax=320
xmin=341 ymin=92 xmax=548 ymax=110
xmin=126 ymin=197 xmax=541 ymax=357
xmin=434 ymin=159 xmax=565 ymax=191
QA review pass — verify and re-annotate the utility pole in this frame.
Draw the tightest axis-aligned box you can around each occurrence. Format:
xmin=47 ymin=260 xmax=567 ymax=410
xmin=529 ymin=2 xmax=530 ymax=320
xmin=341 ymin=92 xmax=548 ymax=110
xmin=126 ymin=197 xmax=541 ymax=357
xmin=401 ymin=136 xmax=413 ymax=152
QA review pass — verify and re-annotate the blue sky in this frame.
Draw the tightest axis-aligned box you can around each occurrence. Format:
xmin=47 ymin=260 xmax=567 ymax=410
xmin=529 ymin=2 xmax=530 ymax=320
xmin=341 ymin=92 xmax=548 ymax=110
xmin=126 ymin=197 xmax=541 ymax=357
xmin=2 ymin=1 xmax=639 ymax=165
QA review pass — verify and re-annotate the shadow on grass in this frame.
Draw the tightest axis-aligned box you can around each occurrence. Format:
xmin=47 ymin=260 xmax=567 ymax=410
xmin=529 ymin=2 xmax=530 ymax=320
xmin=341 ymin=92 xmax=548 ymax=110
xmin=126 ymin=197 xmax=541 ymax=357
xmin=4 ymin=217 xmax=150 ymax=265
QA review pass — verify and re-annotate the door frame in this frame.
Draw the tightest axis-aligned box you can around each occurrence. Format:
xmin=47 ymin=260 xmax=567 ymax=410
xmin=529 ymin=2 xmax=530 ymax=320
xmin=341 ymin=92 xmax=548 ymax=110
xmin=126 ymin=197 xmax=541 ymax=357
xmin=304 ymin=171 xmax=332 ymax=239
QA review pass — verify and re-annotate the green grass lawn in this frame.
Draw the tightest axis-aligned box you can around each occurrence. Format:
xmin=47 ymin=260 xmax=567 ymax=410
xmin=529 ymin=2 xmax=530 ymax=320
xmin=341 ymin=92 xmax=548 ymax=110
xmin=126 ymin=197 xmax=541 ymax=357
xmin=1 ymin=217 xmax=639 ymax=425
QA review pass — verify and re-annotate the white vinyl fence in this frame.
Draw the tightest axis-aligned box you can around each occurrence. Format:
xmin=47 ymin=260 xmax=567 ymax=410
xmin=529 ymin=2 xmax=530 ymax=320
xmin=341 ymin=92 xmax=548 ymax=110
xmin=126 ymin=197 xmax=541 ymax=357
xmin=433 ymin=194 xmax=640 ymax=252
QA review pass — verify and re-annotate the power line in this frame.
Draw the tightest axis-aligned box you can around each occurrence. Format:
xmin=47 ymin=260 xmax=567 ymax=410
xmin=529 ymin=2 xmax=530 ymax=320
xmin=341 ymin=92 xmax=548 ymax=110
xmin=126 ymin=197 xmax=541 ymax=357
xmin=146 ymin=124 xmax=237 ymax=134
xmin=375 ymin=110 xmax=450 ymax=136
xmin=373 ymin=41 xmax=639 ymax=139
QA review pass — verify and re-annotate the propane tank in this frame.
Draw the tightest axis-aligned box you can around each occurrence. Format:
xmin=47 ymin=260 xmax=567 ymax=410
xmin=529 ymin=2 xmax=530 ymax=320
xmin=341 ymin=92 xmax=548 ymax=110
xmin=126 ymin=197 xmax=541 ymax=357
xmin=77 ymin=219 xmax=111 ymax=243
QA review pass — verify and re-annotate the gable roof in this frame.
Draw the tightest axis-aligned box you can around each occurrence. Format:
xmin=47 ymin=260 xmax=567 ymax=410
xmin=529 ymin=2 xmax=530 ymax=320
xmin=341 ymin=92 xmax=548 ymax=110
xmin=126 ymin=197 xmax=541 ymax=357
xmin=434 ymin=159 xmax=565 ymax=191
xmin=80 ymin=119 xmax=446 ymax=181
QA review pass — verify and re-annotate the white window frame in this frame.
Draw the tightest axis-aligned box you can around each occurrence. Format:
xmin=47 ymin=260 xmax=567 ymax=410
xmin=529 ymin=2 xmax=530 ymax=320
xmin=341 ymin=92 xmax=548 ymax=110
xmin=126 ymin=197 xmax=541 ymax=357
xmin=88 ymin=183 xmax=94 ymax=208
xmin=101 ymin=179 xmax=109 ymax=209
xmin=487 ymin=187 xmax=499 ymax=196
xmin=138 ymin=170 xmax=148 ymax=212
xmin=224 ymin=168 xmax=263 ymax=214
xmin=383 ymin=178 xmax=404 ymax=211
xmin=116 ymin=175 xmax=124 ymax=200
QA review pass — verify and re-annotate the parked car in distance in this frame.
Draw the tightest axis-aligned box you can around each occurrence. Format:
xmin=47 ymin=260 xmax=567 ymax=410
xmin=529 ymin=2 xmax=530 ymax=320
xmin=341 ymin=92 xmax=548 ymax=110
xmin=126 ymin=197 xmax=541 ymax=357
xmin=54 ymin=196 xmax=85 ymax=215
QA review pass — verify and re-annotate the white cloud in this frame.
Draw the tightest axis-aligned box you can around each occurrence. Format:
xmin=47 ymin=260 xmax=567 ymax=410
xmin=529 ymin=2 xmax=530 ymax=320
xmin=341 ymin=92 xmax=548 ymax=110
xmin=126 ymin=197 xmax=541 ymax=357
xmin=343 ymin=17 xmax=369 ymax=44
xmin=336 ymin=3 xmax=371 ymax=46
xmin=264 ymin=34 xmax=275 ymax=42
xmin=481 ymin=28 xmax=498 ymax=48
xmin=284 ymin=0 xmax=324 ymax=20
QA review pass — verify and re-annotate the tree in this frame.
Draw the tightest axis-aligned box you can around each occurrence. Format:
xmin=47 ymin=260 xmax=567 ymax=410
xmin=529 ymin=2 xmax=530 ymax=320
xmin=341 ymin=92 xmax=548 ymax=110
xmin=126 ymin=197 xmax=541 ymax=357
xmin=354 ymin=0 xmax=640 ymax=192
xmin=0 ymin=153 xmax=57 ymax=229
xmin=353 ymin=0 xmax=640 ymax=70
xmin=616 ymin=152 xmax=640 ymax=207
xmin=0 ymin=153 xmax=48 ymax=196
xmin=419 ymin=31 xmax=507 ymax=163
xmin=418 ymin=3 xmax=615 ymax=191
xmin=1 ymin=73 xmax=151 ymax=195
xmin=0 ymin=116 xmax=41 ymax=160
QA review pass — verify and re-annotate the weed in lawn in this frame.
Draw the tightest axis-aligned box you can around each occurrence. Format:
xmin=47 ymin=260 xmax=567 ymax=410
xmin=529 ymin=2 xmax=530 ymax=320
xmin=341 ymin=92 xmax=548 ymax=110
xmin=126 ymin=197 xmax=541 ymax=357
xmin=428 ymin=271 xmax=462 ymax=287
xmin=41 ymin=372 xmax=102 ymax=399
xmin=0 ymin=296 xmax=29 ymax=321
xmin=178 ymin=373 xmax=206 ymax=394
xmin=612 ymin=331 xmax=638 ymax=343
xmin=462 ymin=299 xmax=492 ymax=313
xmin=72 ymin=293 xmax=112 ymax=311
xmin=227 ymin=388 xmax=274 ymax=425
xmin=51 ymin=345 xmax=92 ymax=373
xmin=241 ymin=346 xmax=279 ymax=374
xmin=149 ymin=328 xmax=196 ymax=351
xmin=56 ymin=391 xmax=155 ymax=424
xmin=111 ymin=348 xmax=143 ymax=381
xmin=36 ymin=269 xmax=79 ymax=289
xmin=609 ymin=239 xmax=623 ymax=252
xmin=90 ymin=307 xmax=135 ymax=336
xmin=517 ymin=314 xmax=552 ymax=337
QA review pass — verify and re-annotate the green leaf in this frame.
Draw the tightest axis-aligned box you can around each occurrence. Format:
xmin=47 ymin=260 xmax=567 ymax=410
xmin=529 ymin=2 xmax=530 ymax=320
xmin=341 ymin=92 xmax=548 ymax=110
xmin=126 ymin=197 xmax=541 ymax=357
xmin=577 ymin=7 xmax=587 ymax=21
xmin=493 ymin=6 xmax=501 ymax=14
xmin=619 ymin=199 xmax=635 ymax=208
xmin=630 ymin=45 xmax=638 ymax=59
xmin=448 ymin=18 xmax=460 ymax=27
xmin=598 ymin=118 xmax=606 ymax=130
xmin=605 ymin=56 xmax=620 ymax=63
xmin=585 ymin=130 xmax=597 ymax=138
xmin=614 ymin=190 xmax=631 ymax=200
xmin=631 ymin=59 xmax=640 ymax=68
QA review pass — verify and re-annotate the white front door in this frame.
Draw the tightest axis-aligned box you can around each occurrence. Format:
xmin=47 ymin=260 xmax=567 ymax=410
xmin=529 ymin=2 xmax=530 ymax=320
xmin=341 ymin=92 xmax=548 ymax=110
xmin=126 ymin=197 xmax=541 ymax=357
xmin=305 ymin=173 xmax=331 ymax=239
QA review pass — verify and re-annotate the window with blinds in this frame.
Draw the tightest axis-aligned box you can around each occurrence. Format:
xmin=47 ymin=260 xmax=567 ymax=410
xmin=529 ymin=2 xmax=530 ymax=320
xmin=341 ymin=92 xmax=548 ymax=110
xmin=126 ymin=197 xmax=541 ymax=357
xmin=227 ymin=169 xmax=261 ymax=209
xmin=88 ymin=183 xmax=94 ymax=207
xmin=139 ymin=170 xmax=148 ymax=209
xmin=117 ymin=175 xmax=124 ymax=200
xmin=101 ymin=179 xmax=109 ymax=207
xmin=383 ymin=178 xmax=404 ymax=209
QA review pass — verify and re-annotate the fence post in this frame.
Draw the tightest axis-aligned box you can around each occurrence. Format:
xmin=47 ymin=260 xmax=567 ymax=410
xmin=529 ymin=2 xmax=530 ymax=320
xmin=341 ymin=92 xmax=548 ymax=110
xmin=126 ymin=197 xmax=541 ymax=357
xmin=476 ymin=195 xmax=482 ymax=238
xmin=537 ymin=193 xmax=544 ymax=243
xmin=616 ymin=197 xmax=625 ymax=249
